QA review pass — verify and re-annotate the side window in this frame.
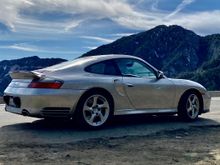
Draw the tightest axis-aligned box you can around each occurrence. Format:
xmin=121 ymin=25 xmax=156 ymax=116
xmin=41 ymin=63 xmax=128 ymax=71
xmin=85 ymin=60 xmax=119 ymax=76
xmin=86 ymin=62 xmax=105 ymax=74
xmin=116 ymin=58 xmax=156 ymax=78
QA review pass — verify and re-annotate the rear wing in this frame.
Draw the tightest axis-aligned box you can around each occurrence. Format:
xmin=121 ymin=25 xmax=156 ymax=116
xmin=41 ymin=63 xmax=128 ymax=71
xmin=9 ymin=71 xmax=42 ymax=79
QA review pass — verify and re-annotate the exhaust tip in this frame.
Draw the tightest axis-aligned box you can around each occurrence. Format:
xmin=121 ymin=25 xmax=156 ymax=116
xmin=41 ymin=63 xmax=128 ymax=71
xmin=22 ymin=109 xmax=30 ymax=116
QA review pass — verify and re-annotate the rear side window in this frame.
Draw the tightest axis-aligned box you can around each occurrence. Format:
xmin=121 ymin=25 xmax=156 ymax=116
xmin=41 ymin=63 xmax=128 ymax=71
xmin=85 ymin=60 xmax=119 ymax=76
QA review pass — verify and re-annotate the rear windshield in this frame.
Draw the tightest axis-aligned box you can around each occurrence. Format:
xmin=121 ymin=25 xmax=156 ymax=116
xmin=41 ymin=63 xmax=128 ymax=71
xmin=40 ymin=56 xmax=97 ymax=71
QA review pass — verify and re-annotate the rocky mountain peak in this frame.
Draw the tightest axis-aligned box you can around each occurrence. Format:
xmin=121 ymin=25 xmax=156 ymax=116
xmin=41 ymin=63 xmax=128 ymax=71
xmin=83 ymin=25 xmax=220 ymax=90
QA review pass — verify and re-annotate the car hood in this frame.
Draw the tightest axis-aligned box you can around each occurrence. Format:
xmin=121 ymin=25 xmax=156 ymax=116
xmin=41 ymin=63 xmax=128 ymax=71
xmin=168 ymin=78 xmax=207 ymax=92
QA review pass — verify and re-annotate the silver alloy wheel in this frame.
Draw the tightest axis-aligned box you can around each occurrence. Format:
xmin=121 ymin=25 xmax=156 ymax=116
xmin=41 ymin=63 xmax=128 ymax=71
xmin=83 ymin=94 xmax=110 ymax=127
xmin=186 ymin=94 xmax=200 ymax=119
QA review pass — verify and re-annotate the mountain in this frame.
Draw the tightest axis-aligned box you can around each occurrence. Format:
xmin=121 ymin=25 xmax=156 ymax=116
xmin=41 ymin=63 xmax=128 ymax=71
xmin=83 ymin=25 xmax=220 ymax=90
xmin=0 ymin=56 xmax=66 ymax=95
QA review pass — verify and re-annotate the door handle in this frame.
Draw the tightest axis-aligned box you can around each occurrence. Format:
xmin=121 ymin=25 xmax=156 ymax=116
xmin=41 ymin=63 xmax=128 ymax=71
xmin=126 ymin=83 xmax=134 ymax=87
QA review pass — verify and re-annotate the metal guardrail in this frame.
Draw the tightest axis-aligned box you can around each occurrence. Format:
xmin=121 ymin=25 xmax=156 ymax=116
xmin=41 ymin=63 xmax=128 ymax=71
xmin=208 ymin=91 xmax=220 ymax=97
xmin=0 ymin=97 xmax=3 ymax=104
xmin=0 ymin=91 xmax=219 ymax=105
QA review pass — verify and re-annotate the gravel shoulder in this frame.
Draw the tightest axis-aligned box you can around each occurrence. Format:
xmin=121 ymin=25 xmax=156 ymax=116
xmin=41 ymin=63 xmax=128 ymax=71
xmin=0 ymin=98 xmax=219 ymax=164
xmin=1 ymin=126 xmax=220 ymax=165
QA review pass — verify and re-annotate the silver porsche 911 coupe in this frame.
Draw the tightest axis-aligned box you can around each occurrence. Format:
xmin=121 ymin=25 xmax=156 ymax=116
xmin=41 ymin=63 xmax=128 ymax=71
xmin=4 ymin=54 xmax=211 ymax=128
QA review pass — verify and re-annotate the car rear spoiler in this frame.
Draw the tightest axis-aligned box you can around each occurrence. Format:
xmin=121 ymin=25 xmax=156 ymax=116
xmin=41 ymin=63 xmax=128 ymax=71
xmin=9 ymin=71 xmax=42 ymax=79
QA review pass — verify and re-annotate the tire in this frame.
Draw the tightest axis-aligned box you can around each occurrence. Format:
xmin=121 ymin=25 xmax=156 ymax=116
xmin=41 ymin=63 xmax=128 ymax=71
xmin=76 ymin=91 xmax=113 ymax=129
xmin=178 ymin=92 xmax=201 ymax=121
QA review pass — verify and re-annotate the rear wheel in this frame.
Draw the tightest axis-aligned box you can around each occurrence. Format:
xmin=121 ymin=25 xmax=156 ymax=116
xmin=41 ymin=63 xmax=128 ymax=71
xmin=76 ymin=91 xmax=113 ymax=129
xmin=178 ymin=92 xmax=201 ymax=121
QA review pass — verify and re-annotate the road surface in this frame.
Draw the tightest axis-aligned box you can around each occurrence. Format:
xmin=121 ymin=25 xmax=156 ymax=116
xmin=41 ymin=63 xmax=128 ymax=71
xmin=0 ymin=98 xmax=219 ymax=144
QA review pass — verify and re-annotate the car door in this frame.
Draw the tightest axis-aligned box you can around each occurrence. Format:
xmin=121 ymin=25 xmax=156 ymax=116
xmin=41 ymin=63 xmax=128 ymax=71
xmin=84 ymin=59 xmax=134 ymax=111
xmin=115 ymin=58 xmax=176 ymax=110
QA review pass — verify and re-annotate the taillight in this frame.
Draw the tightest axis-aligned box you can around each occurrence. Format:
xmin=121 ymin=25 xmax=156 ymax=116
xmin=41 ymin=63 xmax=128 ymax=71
xmin=28 ymin=80 xmax=63 ymax=89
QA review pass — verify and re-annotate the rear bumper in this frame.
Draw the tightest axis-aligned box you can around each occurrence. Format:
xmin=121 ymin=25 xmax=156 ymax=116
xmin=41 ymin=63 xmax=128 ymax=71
xmin=4 ymin=87 xmax=85 ymax=118
xmin=5 ymin=105 xmax=73 ymax=118
xmin=202 ymin=109 xmax=210 ymax=114
xmin=5 ymin=105 xmax=23 ymax=115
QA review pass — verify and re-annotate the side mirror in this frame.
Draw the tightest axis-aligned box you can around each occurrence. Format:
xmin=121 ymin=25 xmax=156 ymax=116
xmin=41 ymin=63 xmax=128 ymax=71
xmin=157 ymin=71 xmax=165 ymax=79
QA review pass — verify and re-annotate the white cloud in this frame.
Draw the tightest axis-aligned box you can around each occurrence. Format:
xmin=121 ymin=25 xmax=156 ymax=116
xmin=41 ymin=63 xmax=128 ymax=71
xmin=81 ymin=36 xmax=115 ymax=43
xmin=84 ymin=46 xmax=98 ymax=50
xmin=9 ymin=44 xmax=37 ymax=52
xmin=166 ymin=10 xmax=220 ymax=35
xmin=166 ymin=0 xmax=196 ymax=18
xmin=112 ymin=33 xmax=136 ymax=37
xmin=0 ymin=43 xmax=38 ymax=52
xmin=0 ymin=43 xmax=80 ymax=54
xmin=0 ymin=0 xmax=219 ymax=36
xmin=64 ymin=20 xmax=82 ymax=32
xmin=0 ymin=0 xmax=149 ymax=33
xmin=151 ymin=0 xmax=159 ymax=12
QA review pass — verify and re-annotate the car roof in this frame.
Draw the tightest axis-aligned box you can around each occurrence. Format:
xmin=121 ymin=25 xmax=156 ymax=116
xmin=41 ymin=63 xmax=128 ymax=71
xmin=39 ymin=54 xmax=142 ymax=72
xmin=80 ymin=54 xmax=140 ymax=62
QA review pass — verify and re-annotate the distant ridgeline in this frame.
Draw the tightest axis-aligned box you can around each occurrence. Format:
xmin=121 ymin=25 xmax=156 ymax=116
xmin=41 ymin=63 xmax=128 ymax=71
xmin=0 ymin=25 xmax=220 ymax=95
xmin=83 ymin=25 xmax=220 ymax=90
xmin=0 ymin=56 xmax=66 ymax=95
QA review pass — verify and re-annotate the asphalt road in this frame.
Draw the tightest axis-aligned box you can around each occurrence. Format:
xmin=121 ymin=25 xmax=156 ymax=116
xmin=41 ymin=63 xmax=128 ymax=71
xmin=0 ymin=98 xmax=219 ymax=144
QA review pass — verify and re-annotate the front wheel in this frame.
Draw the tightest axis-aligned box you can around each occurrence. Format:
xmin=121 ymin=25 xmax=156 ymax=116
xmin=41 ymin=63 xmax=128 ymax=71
xmin=76 ymin=91 xmax=113 ymax=129
xmin=178 ymin=92 xmax=201 ymax=121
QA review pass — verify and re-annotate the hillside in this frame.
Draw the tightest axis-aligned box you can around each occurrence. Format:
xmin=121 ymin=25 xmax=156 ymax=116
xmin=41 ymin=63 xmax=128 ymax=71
xmin=0 ymin=25 xmax=219 ymax=92
xmin=83 ymin=25 xmax=220 ymax=90
xmin=0 ymin=56 xmax=66 ymax=95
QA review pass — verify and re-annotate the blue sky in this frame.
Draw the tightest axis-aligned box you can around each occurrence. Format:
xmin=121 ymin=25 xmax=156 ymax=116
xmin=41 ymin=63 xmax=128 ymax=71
xmin=0 ymin=0 xmax=220 ymax=61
